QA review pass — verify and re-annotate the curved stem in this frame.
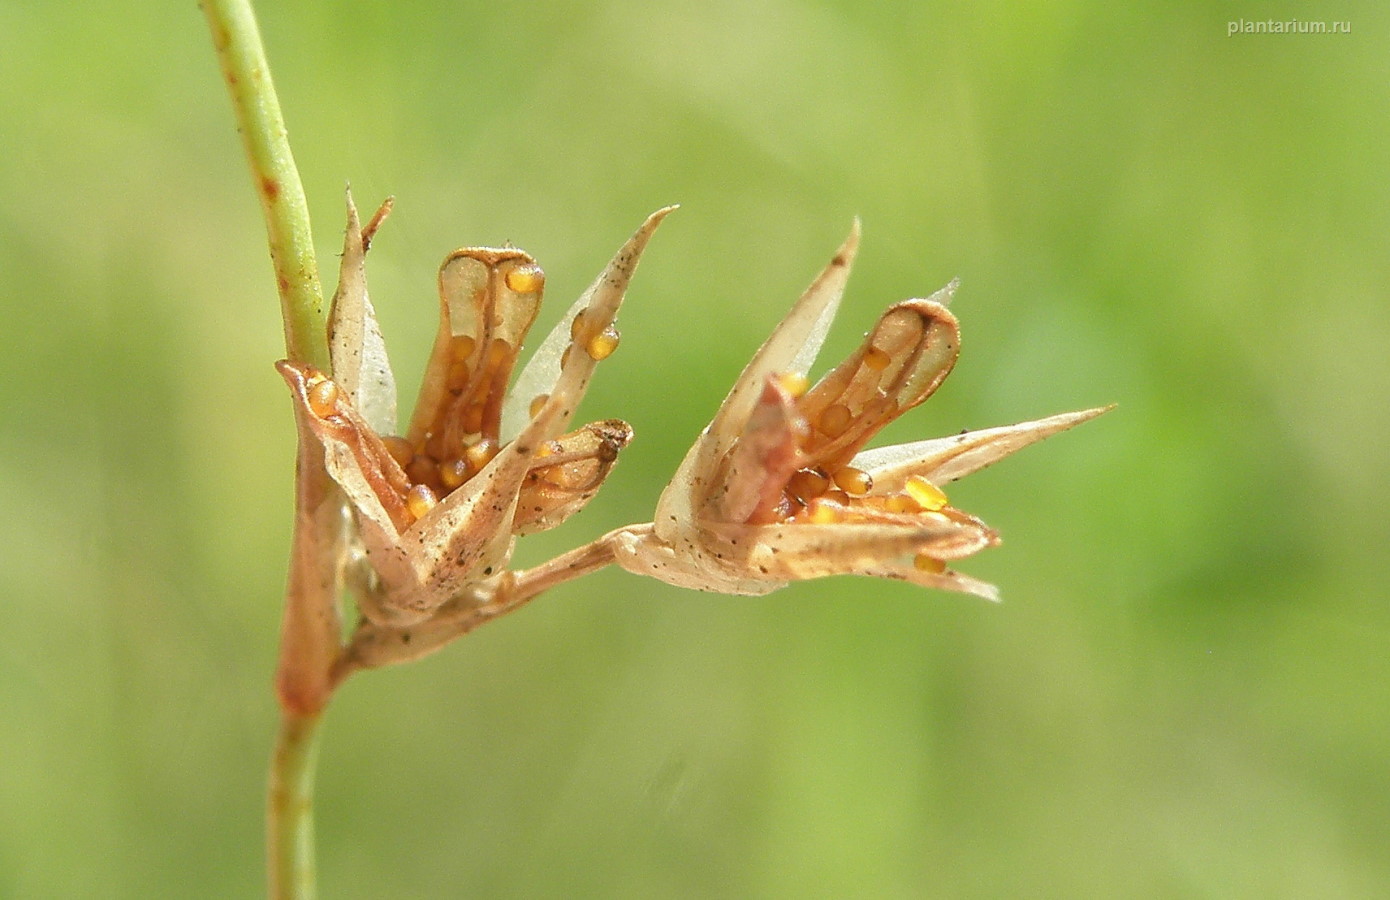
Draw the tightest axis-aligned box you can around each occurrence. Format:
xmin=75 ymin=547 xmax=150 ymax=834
xmin=202 ymin=3 xmax=338 ymax=898
xmin=202 ymin=0 xmax=329 ymax=370
xmin=497 ymin=527 xmax=628 ymax=612
xmin=268 ymin=711 xmax=325 ymax=900
xmin=334 ymin=526 xmax=634 ymax=676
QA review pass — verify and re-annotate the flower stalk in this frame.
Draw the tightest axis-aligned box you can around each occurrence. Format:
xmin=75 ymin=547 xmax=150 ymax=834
xmin=267 ymin=711 xmax=324 ymax=900
xmin=202 ymin=2 xmax=337 ymax=897
xmin=202 ymin=0 xmax=329 ymax=371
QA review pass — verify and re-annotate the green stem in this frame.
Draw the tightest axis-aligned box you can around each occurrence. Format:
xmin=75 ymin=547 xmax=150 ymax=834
xmin=202 ymin=3 xmax=337 ymax=897
xmin=202 ymin=0 xmax=329 ymax=370
xmin=267 ymin=712 xmax=325 ymax=900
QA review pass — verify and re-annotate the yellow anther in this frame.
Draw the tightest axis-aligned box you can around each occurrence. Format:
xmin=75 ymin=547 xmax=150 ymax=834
xmin=447 ymin=358 xmax=470 ymax=390
xmin=381 ymin=435 xmax=415 ymax=470
xmin=775 ymin=372 xmax=810 ymax=399
xmin=832 ymin=466 xmax=873 ymax=496
xmin=438 ymin=458 xmax=469 ymax=490
xmin=306 ymin=377 xmax=340 ymax=418
xmin=486 ymin=337 xmax=511 ymax=367
xmin=465 ymin=438 xmax=499 ymax=472
xmin=787 ymin=468 xmax=831 ymax=503
xmin=529 ymin=393 xmax=550 ymax=419
xmin=863 ymin=345 xmax=891 ymax=372
xmin=904 ymin=475 xmax=948 ymax=511
xmin=819 ymin=403 xmax=852 ymax=438
xmin=585 ymin=325 xmax=620 ymax=361
xmin=569 ymin=309 xmax=591 ymax=341
xmin=885 ymin=493 xmax=922 ymax=514
xmin=913 ymin=553 xmax=946 ymax=574
xmin=451 ymin=335 xmax=477 ymax=361
xmin=504 ymin=264 xmax=545 ymax=293
xmin=541 ymin=464 xmax=573 ymax=487
xmin=406 ymin=484 xmax=439 ymax=520
xmin=806 ymin=498 xmax=840 ymax=525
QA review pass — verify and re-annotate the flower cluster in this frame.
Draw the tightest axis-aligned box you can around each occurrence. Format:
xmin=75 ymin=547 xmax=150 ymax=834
xmin=283 ymin=199 xmax=1107 ymax=673
xmin=609 ymin=222 xmax=1108 ymax=601
xmin=281 ymin=197 xmax=671 ymax=632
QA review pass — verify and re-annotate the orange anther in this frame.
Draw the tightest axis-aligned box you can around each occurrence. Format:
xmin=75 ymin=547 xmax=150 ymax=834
xmin=863 ymin=346 xmax=891 ymax=372
xmin=447 ymin=358 xmax=470 ymax=390
xmin=504 ymin=264 xmax=545 ymax=293
xmin=569 ymin=309 xmax=591 ymax=341
xmin=775 ymin=372 xmax=809 ymax=398
xmin=438 ymin=458 xmax=469 ymax=490
xmin=832 ymin=466 xmax=873 ymax=495
xmin=885 ymin=493 xmax=921 ymax=514
xmin=819 ymin=403 xmax=852 ymax=438
xmin=465 ymin=439 xmax=499 ymax=472
xmin=787 ymin=468 xmax=831 ymax=503
xmin=904 ymin=475 xmax=948 ymax=511
xmin=585 ymin=326 xmax=620 ymax=361
xmin=486 ymin=337 xmax=511 ymax=367
xmin=406 ymin=484 xmax=439 ymax=520
xmin=913 ymin=553 xmax=946 ymax=574
xmin=806 ymin=498 xmax=840 ymax=524
xmin=451 ymin=335 xmax=477 ymax=361
xmin=306 ymin=378 xmax=339 ymax=418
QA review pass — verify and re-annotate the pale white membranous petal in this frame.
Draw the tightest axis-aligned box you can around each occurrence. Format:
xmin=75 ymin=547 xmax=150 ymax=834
xmin=849 ymin=408 xmax=1112 ymax=489
xmin=651 ymin=222 xmax=861 ymax=549
xmin=327 ymin=191 xmax=398 ymax=435
xmin=503 ymin=206 xmax=677 ymax=442
xmin=612 ymin=223 xmax=1111 ymax=601
xmin=279 ymin=204 xmax=673 ymax=625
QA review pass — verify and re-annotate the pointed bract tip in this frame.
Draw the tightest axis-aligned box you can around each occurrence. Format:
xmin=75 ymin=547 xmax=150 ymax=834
xmin=1075 ymin=403 xmax=1117 ymax=422
xmin=274 ymin=358 xmax=322 ymax=391
xmin=275 ymin=358 xmax=304 ymax=381
xmin=928 ymin=277 xmax=961 ymax=307
xmin=833 ymin=218 xmax=862 ymax=268
xmin=639 ymin=205 xmax=679 ymax=230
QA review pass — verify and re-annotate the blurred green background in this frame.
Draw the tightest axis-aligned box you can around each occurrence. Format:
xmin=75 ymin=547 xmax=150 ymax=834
xmin=3 ymin=1 xmax=1387 ymax=896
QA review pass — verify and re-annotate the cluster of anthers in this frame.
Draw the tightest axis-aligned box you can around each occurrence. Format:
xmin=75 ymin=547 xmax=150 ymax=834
xmin=281 ymin=195 xmax=1108 ymax=676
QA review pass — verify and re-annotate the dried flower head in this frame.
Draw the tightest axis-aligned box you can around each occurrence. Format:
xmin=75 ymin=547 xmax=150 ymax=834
xmin=611 ymin=222 xmax=1110 ymax=601
xmin=280 ymin=195 xmax=673 ymax=625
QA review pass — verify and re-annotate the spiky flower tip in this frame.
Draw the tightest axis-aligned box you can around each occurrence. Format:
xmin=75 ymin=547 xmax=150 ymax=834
xmin=611 ymin=221 xmax=1111 ymax=601
xmin=281 ymin=194 xmax=674 ymax=627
